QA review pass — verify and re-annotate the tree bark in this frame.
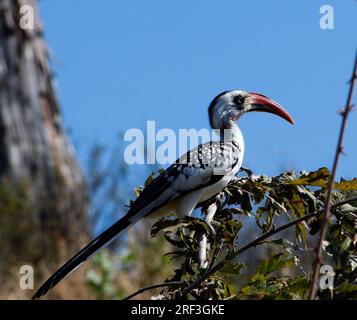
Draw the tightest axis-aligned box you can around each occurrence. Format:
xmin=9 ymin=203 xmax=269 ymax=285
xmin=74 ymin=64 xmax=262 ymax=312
xmin=0 ymin=0 xmax=89 ymax=271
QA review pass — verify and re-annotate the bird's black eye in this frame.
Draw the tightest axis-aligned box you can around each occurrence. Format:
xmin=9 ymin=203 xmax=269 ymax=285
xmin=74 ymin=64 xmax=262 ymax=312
xmin=233 ymin=94 xmax=245 ymax=106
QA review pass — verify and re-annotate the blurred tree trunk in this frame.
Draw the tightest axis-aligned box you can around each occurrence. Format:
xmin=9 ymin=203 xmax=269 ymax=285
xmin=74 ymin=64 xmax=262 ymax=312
xmin=0 ymin=0 xmax=89 ymax=270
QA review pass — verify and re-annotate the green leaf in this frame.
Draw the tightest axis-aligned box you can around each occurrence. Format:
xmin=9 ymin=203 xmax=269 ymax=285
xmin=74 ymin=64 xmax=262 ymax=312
xmin=341 ymin=236 xmax=352 ymax=252
xmin=295 ymin=220 xmax=308 ymax=244
xmin=151 ymin=217 xmax=194 ymax=237
xmin=134 ymin=186 xmax=143 ymax=197
xmin=221 ymin=262 xmax=246 ymax=275
xmin=333 ymin=281 xmax=357 ymax=299
xmin=256 ymin=252 xmax=296 ymax=276
xmin=222 ymin=220 xmax=243 ymax=238
xmin=289 ymin=192 xmax=307 ymax=218
xmin=335 ymin=178 xmax=357 ymax=191
xmin=289 ymin=168 xmax=357 ymax=191
xmin=278 ymin=276 xmax=309 ymax=299
xmin=263 ymin=238 xmax=299 ymax=253
xmin=144 ymin=174 xmax=155 ymax=187
xmin=290 ymin=167 xmax=330 ymax=187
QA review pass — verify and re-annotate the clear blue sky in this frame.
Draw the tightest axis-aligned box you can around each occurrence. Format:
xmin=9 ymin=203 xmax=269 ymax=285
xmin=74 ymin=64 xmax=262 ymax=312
xmin=39 ymin=0 xmax=356 ymax=181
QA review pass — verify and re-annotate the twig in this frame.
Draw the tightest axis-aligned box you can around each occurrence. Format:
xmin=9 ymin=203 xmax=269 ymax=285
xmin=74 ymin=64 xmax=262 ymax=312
xmin=308 ymin=51 xmax=357 ymax=300
xmin=209 ymin=239 xmax=224 ymax=270
xmin=123 ymin=281 xmax=184 ymax=300
xmin=331 ymin=196 xmax=357 ymax=210
xmin=180 ymin=212 xmax=317 ymax=298
xmin=334 ymin=269 xmax=357 ymax=287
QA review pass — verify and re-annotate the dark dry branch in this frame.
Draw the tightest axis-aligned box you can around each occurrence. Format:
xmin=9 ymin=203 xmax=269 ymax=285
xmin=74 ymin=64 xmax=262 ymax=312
xmin=308 ymin=51 xmax=357 ymax=300
xmin=123 ymin=281 xmax=184 ymax=300
xmin=331 ymin=196 xmax=357 ymax=210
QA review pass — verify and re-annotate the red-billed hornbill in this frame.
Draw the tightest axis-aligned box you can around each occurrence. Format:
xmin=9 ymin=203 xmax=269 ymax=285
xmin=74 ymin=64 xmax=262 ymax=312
xmin=33 ymin=90 xmax=294 ymax=298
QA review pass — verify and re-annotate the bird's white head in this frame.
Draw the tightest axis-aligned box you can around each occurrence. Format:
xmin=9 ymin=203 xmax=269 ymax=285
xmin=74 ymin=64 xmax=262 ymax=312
xmin=208 ymin=90 xmax=294 ymax=129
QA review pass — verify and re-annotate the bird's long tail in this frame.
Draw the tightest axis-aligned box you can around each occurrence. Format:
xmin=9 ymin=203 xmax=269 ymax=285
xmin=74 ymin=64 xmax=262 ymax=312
xmin=32 ymin=215 xmax=132 ymax=299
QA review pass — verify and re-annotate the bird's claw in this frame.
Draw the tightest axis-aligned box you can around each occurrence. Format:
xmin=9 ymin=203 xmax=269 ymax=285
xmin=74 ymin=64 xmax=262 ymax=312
xmin=239 ymin=166 xmax=253 ymax=178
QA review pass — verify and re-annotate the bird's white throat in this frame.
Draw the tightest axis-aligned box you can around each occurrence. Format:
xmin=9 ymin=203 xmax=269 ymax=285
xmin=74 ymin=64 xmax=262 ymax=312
xmin=220 ymin=122 xmax=244 ymax=152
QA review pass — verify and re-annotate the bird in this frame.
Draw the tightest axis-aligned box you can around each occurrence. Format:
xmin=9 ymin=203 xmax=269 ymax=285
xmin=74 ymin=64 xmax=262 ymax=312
xmin=32 ymin=89 xmax=294 ymax=299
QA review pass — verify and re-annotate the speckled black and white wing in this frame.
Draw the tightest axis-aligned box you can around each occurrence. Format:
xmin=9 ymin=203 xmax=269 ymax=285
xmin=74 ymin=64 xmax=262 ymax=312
xmin=127 ymin=140 xmax=242 ymax=219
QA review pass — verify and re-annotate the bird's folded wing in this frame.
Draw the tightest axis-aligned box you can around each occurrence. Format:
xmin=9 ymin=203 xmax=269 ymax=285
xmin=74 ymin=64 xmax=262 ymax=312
xmin=127 ymin=141 xmax=240 ymax=220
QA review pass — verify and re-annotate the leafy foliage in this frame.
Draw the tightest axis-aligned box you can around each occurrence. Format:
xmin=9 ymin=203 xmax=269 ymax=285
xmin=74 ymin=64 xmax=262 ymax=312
xmin=147 ymin=168 xmax=357 ymax=300
xmin=86 ymin=250 xmax=117 ymax=299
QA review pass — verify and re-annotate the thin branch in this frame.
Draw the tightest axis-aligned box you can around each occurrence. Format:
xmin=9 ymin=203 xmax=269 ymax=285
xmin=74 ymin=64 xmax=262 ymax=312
xmin=331 ymin=196 xmax=357 ymax=210
xmin=334 ymin=269 xmax=357 ymax=287
xmin=123 ymin=281 xmax=184 ymax=300
xmin=308 ymin=51 xmax=357 ymax=300
xmin=180 ymin=212 xmax=317 ymax=298
xmin=209 ymin=239 xmax=224 ymax=270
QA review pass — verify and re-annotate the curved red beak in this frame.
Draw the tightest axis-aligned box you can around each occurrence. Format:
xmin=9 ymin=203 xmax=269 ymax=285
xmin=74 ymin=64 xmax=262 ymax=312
xmin=249 ymin=92 xmax=295 ymax=125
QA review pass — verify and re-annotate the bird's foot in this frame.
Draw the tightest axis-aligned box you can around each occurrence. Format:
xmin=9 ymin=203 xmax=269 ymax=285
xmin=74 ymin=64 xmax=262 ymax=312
xmin=239 ymin=166 xmax=253 ymax=178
